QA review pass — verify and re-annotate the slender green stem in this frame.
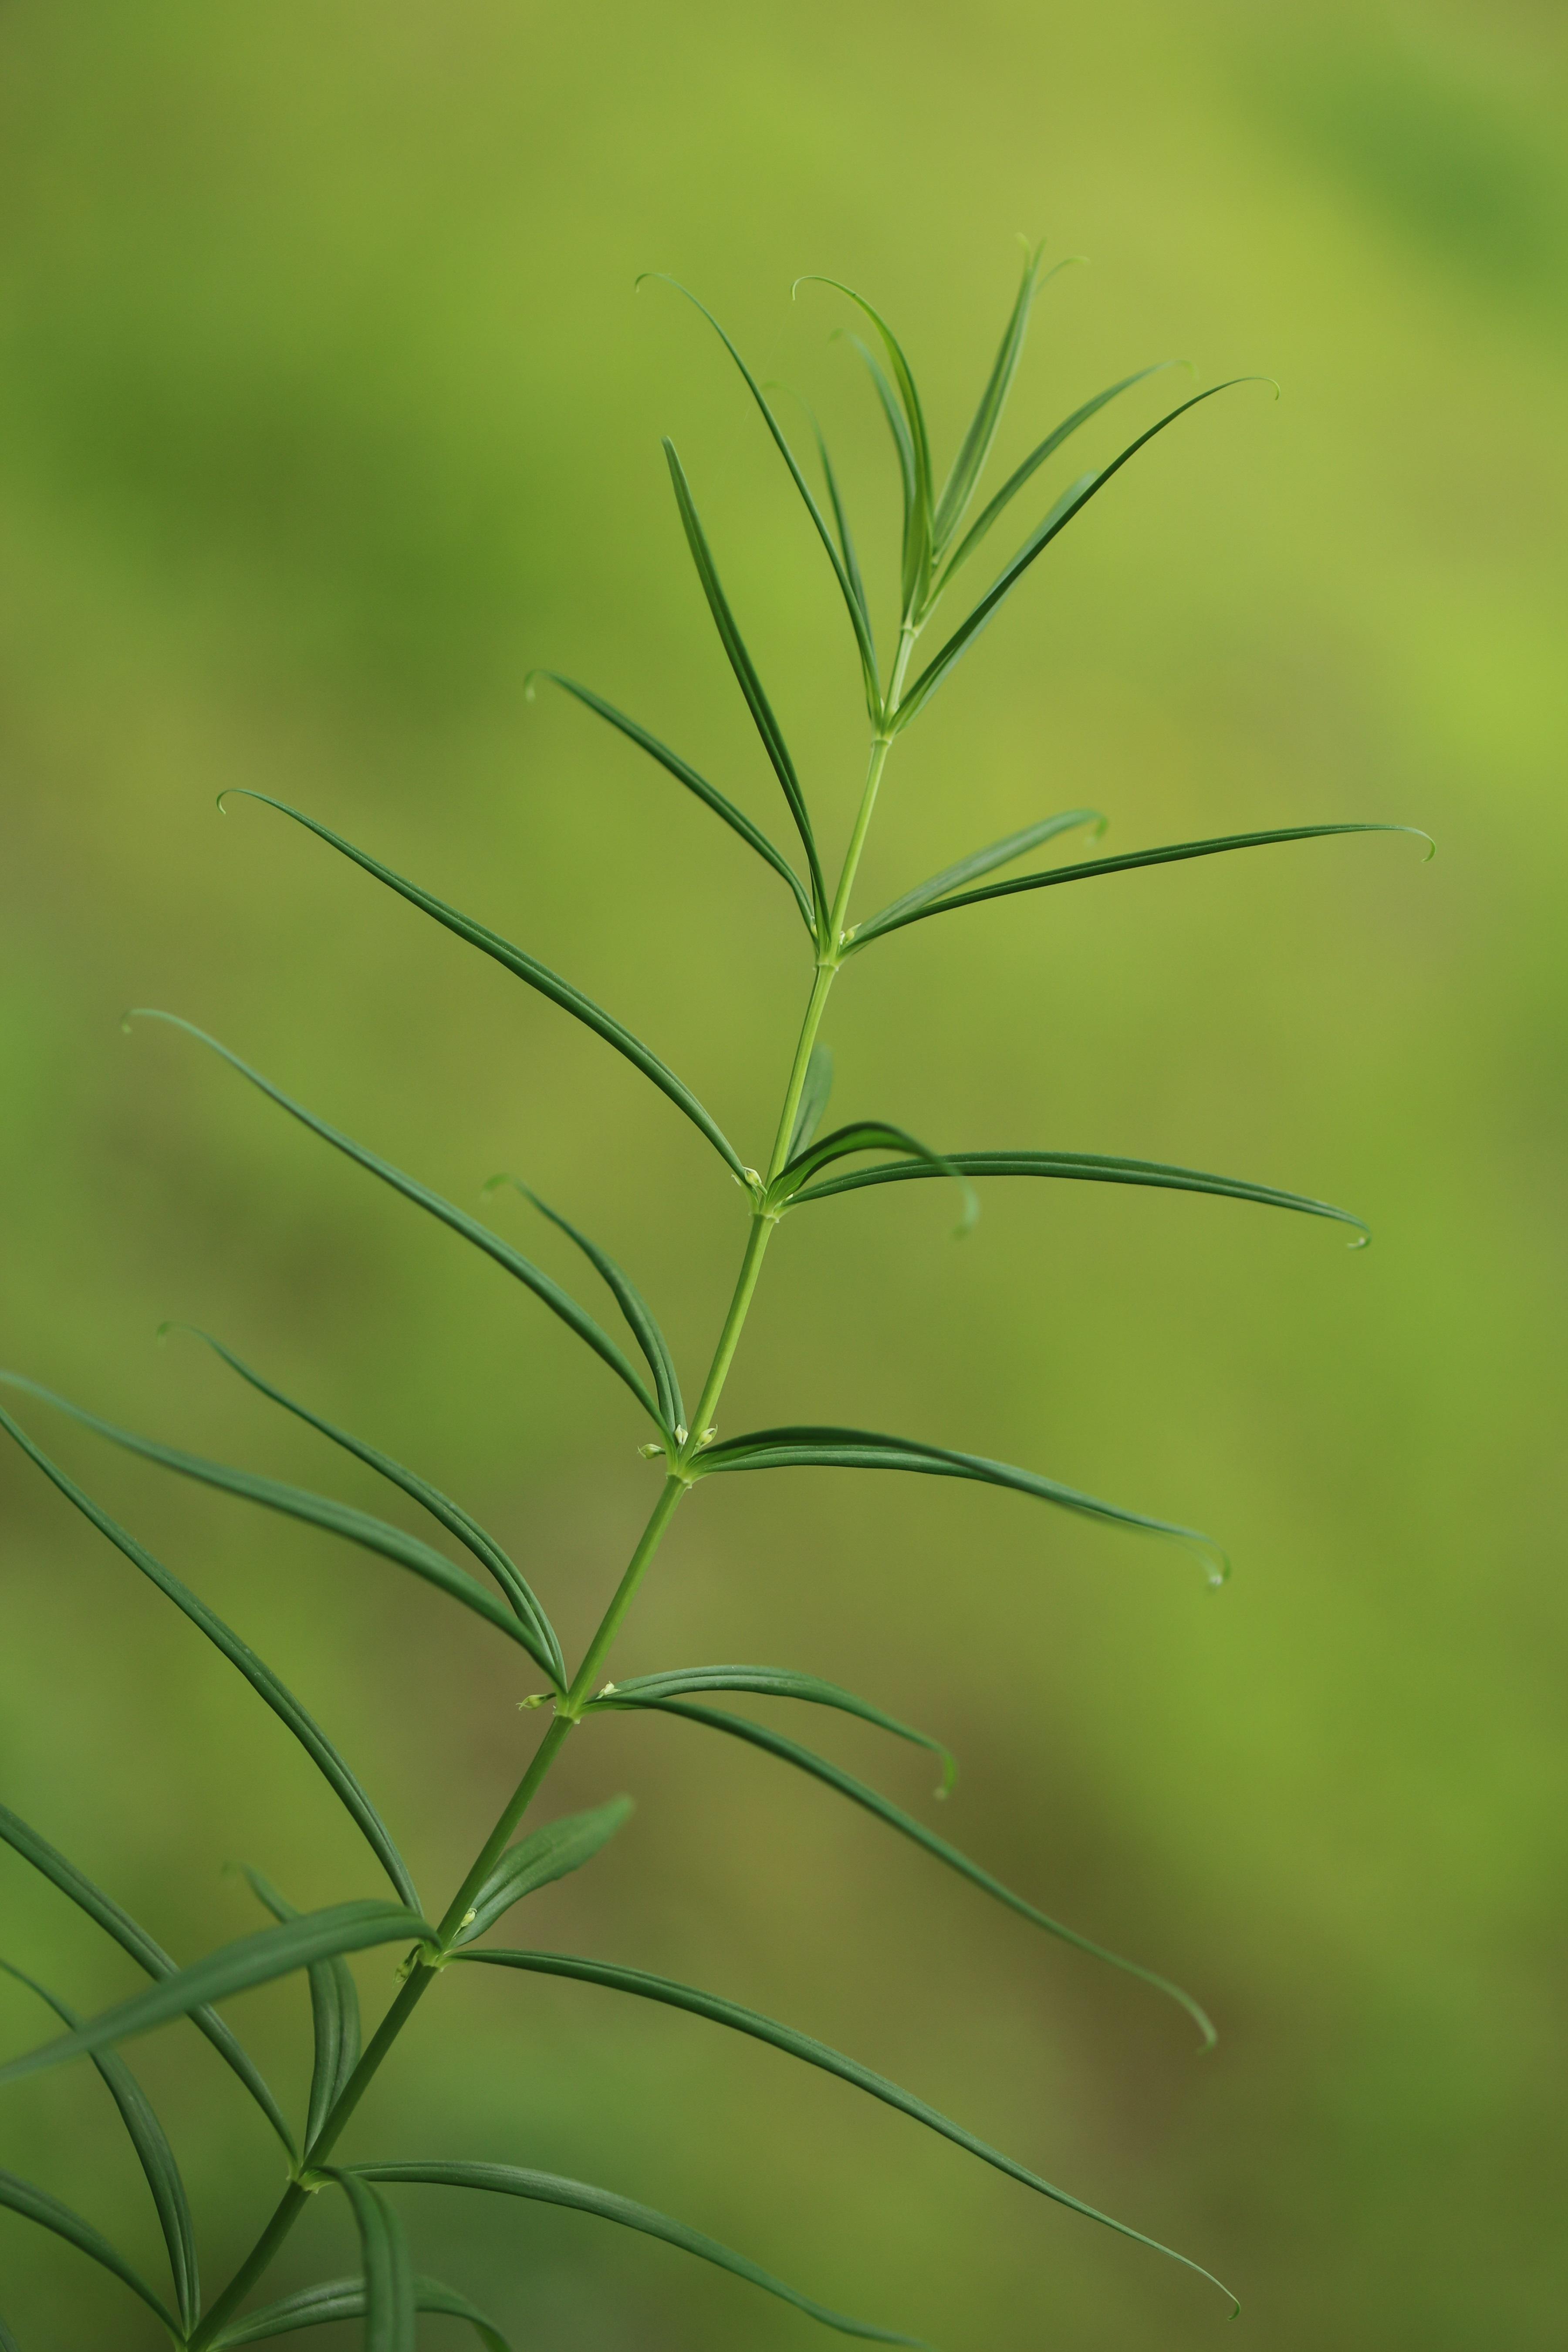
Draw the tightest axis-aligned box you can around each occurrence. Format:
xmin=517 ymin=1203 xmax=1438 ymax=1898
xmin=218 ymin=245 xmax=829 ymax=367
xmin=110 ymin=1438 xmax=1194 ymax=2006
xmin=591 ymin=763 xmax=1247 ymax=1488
xmin=561 ymin=1474 xmax=687 ymax=1713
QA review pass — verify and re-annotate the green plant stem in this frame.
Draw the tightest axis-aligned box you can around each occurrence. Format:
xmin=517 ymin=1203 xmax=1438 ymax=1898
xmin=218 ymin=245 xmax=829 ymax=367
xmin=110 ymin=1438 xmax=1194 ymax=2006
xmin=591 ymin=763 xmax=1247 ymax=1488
xmin=190 ymin=644 xmax=913 ymax=2347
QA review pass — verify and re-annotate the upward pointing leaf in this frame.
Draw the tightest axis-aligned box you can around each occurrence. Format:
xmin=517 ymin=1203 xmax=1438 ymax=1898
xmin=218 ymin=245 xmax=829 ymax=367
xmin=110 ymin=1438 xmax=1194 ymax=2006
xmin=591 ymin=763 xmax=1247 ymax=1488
xmin=125 ymin=1014 xmax=666 ymax=1435
xmin=237 ymin=1870 xmax=362 ymax=2156
xmin=452 ymin=1798 xmax=634 ymax=1947
xmin=800 ymin=278 xmax=933 ymax=616
xmin=662 ymin=439 xmax=829 ymax=926
xmin=786 ymin=1044 xmax=834 ymax=1159
xmin=847 ymin=335 xmax=919 ymax=621
xmin=0 ymin=1957 xmax=199 ymax=2332
xmin=354 ymin=2162 xmax=930 ymax=2345
xmin=0 ymin=1801 xmax=295 ymax=2156
xmin=931 ymin=242 xmax=1053 ymax=557
xmin=217 ymin=792 xmax=744 ymax=1177
xmin=847 ymin=808 xmax=1105 ymax=945
xmin=0 ymin=1408 xmax=419 ymax=1908
xmin=330 ymin=2173 xmax=415 ymax=2352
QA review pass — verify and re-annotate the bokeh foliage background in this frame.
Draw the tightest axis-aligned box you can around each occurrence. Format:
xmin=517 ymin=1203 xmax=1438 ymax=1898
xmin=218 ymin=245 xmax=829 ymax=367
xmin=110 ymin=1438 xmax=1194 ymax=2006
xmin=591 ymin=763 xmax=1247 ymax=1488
xmin=0 ymin=0 xmax=1564 ymax=2345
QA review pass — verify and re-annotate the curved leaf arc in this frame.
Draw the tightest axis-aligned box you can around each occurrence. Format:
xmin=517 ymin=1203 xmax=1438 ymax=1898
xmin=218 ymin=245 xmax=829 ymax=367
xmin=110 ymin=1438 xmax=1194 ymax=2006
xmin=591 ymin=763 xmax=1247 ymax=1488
xmin=587 ymin=1665 xmax=955 ymax=1794
xmin=208 ymin=2274 xmax=513 ymax=2349
xmin=797 ymin=277 xmax=934 ymax=617
xmin=0 ymin=2169 xmax=179 ymax=2337
xmin=216 ymin=791 xmax=746 ymax=1178
xmin=329 ymin=2171 xmax=416 ymax=2352
xmin=768 ymin=1121 xmax=978 ymax=1234
xmin=237 ymin=1869 xmax=362 ymax=2156
xmin=452 ymin=1797 xmax=634 ymax=1947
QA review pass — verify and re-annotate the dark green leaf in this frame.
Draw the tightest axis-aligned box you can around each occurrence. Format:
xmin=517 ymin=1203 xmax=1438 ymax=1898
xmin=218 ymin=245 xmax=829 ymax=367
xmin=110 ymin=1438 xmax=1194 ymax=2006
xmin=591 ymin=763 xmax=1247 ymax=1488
xmin=166 ymin=1327 xmax=564 ymax=1684
xmin=621 ymin=1701 xmax=1215 ymax=2047
xmin=846 ymin=808 xmax=1105 ymax=946
xmin=637 ymin=277 xmax=881 ymax=716
xmin=786 ymin=1044 xmax=834 ymax=1160
xmin=236 ymin=1871 xmax=362 ymax=2155
xmin=791 ymin=393 xmax=875 ymax=652
xmin=461 ymin=1947 xmax=1229 ymax=2295
xmin=846 ymin=334 xmax=918 ymax=619
xmin=936 ymin=362 xmax=1184 ymax=594
xmin=0 ymin=1958 xmax=199 ymax=2330
xmin=211 ymin=2275 xmax=512 ymax=2349
xmin=0 ymin=2306 xmax=17 ymax=2350
xmin=587 ymin=1667 xmax=953 ymax=1794
xmin=330 ymin=2173 xmax=415 ymax=2352
xmin=895 ymin=381 xmax=1266 ymax=731
xmin=767 ymin=1122 xmax=977 ymax=1234
xmin=125 ymin=1014 xmax=666 ymax=1433
xmin=800 ymin=279 xmax=933 ymax=615
xmin=485 ymin=1178 xmax=685 ymax=1436
xmin=215 ymin=793 xmax=744 ymax=1176
xmin=695 ymin=1425 xmax=1226 ymax=1582
xmin=845 ymin=821 xmax=1435 ymax=941
xmin=661 ymin=440 xmax=829 ymax=924
xmin=0 ymin=1371 xmax=569 ymax=1673
xmin=787 ymin=1146 xmax=1369 ymax=1243
xmin=354 ymin=2162 xmax=929 ymax=2345
xmin=525 ymin=671 xmax=816 ymax=933
xmin=0 ymin=1801 xmax=295 ymax=2156
xmin=0 ymin=1407 xmax=418 ymax=1908
xmin=452 ymin=1798 xmax=633 ymax=1947
xmin=0 ymin=1904 xmax=431 ymax=2094
xmin=0 ymin=2170 xmax=177 ymax=2335
xmin=931 ymin=242 xmax=1048 ymax=557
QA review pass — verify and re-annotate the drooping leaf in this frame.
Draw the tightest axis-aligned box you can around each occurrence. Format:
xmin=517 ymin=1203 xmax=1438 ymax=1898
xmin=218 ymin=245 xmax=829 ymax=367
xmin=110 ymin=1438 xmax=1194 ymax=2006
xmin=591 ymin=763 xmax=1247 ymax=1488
xmin=215 ymin=794 xmax=745 ymax=1176
xmin=786 ymin=1044 xmax=835 ymax=1160
xmin=0 ymin=1407 xmax=418 ymax=1908
xmin=0 ymin=1958 xmax=199 ymax=2331
xmin=125 ymin=1014 xmax=667 ymax=1432
xmin=330 ymin=2173 xmax=415 ymax=2352
xmin=936 ymin=362 xmax=1184 ymax=594
xmin=0 ymin=2171 xmax=178 ymax=2335
xmin=619 ymin=1700 xmax=1214 ymax=2045
xmin=846 ymin=808 xmax=1105 ymax=946
xmin=353 ymin=2162 xmax=929 ymax=2345
xmin=786 ymin=1145 xmax=1370 ymax=1242
xmin=0 ymin=1371 xmax=568 ymax=1673
xmin=460 ymin=1947 xmax=1229 ymax=2291
xmin=587 ymin=1667 xmax=954 ymax=1794
xmin=694 ymin=1425 xmax=1227 ymax=1582
xmin=237 ymin=1870 xmax=362 ymax=2154
xmin=637 ymin=277 xmax=882 ymax=715
xmin=210 ymin=2274 xmax=512 ymax=2349
xmin=800 ymin=279 xmax=933 ymax=616
xmin=485 ymin=1178 xmax=685 ymax=1436
xmin=0 ymin=1801 xmax=295 ymax=2156
xmin=165 ymin=1327 xmax=565 ymax=1684
xmin=844 ymin=821 xmax=1435 ymax=941
xmin=452 ymin=1798 xmax=633 ymax=1947
xmin=894 ymin=380 xmax=1266 ymax=731
xmin=767 ymin=1121 xmax=978 ymax=1234
xmin=661 ymin=440 xmax=829 ymax=925
xmin=0 ymin=1904 xmax=431 ymax=2094
xmin=930 ymin=242 xmax=1049 ymax=558
xmin=525 ymin=672 xmax=816 ymax=933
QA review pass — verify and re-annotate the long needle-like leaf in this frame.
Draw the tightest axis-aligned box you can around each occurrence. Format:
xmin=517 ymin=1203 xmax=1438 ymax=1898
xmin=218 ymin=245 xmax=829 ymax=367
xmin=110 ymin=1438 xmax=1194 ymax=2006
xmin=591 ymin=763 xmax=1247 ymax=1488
xmin=210 ymin=2275 xmax=512 ymax=2350
xmin=588 ymin=1665 xmax=954 ymax=1794
xmin=330 ymin=2173 xmax=415 ymax=2352
xmin=0 ymin=2170 xmax=178 ymax=2336
xmin=237 ymin=1870 xmax=362 ymax=2155
xmin=847 ymin=808 xmax=1105 ymax=944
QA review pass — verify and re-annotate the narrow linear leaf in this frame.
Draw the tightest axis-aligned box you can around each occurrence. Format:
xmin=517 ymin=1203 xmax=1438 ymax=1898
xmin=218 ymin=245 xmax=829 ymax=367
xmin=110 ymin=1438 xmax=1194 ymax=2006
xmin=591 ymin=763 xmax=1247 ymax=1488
xmin=210 ymin=2274 xmax=512 ymax=2349
xmin=848 ymin=808 xmax=1105 ymax=944
xmin=846 ymin=334 xmax=919 ymax=617
xmin=588 ymin=1666 xmax=954 ymax=1794
xmin=619 ymin=1700 xmax=1215 ymax=2047
xmin=0 ymin=1958 xmax=199 ymax=2331
xmin=786 ymin=1044 xmax=834 ymax=1160
xmin=125 ymin=1013 xmax=665 ymax=1433
xmin=931 ymin=241 xmax=1049 ymax=556
xmin=937 ymin=362 xmax=1185 ymax=594
xmin=355 ymin=2162 xmax=929 ymax=2346
xmin=526 ymin=672 xmax=816 ymax=933
xmin=661 ymin=439 xmax=829 ymax=923
xmin=768 ymin=1122 xmax=977 ymax=1235
xmin=0 ymin=1406 xmax=418 ymax=1907
xmin=638 ymin=277 xmax=881 ymax=714
xmin=237 ymin=1871 xmax=362 ymax=2155
xmin=790 ymin=393 xmax=875 ymax=651
xmin=788 ymin=1146 xmax=1369 ymax=1243
xmin=895 ymin=380 xmax=1267 ymax=731
xmin=330 ymin=2173 xmax=415 ymax=2352
xmin=216 ymin=792 xmax=744 ymax=1176
xmin=0 ymin=1801 xmax=295 ymax=2157
xmin=800 ymin=278 xmax=933 ymax=611
xmin=461 ymin=1947 xmax=1230 ymax=2295
xmin=0 ymin=1904 xmax=431 ymax=2094
xmin=453 ymin=1798 xmax=633 ymax=1947
xmin=0 ymin=1371 xmax=566 ymax=1673
xmin=695 ymin=1425 xmax=1227 ymax=1582
xmin=166 ymin=1327 xmax=564 ymax=1683
xmin=0 ymin=2170 xmax=178 ymax=2336
xmin=486 ymin=1177 xmax=685 ymax=1436
xmin=846 ymin=821 xmax=1435 ymax=943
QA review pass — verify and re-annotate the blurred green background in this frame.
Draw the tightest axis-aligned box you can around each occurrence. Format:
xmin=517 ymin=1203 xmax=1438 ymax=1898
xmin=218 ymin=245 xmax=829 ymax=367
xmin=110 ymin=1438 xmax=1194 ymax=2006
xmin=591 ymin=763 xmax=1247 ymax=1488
xmin=1 ymin=0 xmax=1563 ymax=2345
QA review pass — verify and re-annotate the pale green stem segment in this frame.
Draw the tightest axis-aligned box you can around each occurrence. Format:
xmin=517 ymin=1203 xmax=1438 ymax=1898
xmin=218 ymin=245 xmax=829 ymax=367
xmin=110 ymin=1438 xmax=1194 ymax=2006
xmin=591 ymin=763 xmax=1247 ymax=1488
xmin=190 ymin=607 xmax=919 ymax=2352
